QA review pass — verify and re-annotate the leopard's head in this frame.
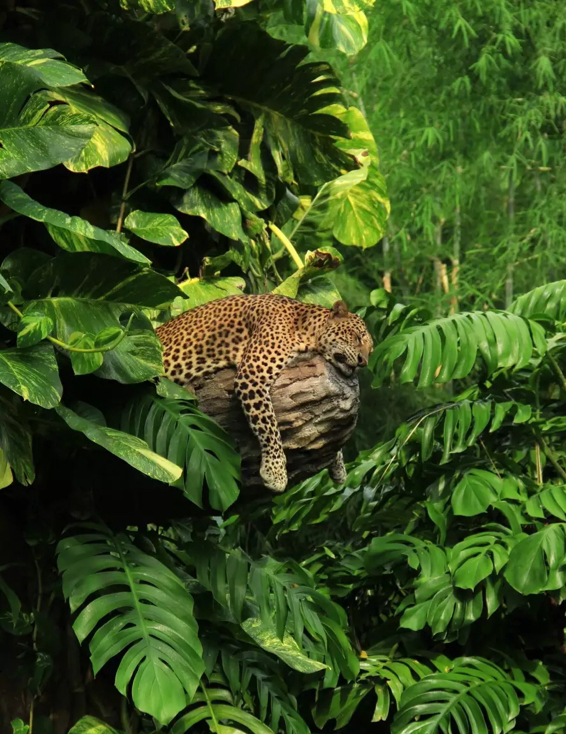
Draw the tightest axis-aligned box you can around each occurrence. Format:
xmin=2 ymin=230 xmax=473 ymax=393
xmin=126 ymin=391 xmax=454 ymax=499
xmin=318 ymin=301 xmax=374 ymax=376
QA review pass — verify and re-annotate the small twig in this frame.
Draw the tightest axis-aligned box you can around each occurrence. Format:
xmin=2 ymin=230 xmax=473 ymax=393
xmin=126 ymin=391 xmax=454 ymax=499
xmin=480 ymin=439 xmax=501 ymax=478
xmin=535 ymin=443 xmax=543 ymax=485
xmin=116 ymin=156 xmax=134 ymax=233
xmin=537 ymin=433 xmax=566 ymax=482
xmin=547 ymin=351 xmax=566 ymax=394
xmin=268 ymin=222 xmax=304 ymax=270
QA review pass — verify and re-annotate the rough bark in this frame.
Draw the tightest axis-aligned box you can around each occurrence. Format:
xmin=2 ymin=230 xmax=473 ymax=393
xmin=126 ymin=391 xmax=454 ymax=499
xmin=186 ymin=353 xmax=360 ymax=489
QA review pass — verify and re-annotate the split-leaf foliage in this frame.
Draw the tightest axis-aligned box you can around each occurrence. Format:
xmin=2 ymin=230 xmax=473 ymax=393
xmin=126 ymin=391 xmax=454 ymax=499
xmin=2 ymin=3 xmax=566 ymax=734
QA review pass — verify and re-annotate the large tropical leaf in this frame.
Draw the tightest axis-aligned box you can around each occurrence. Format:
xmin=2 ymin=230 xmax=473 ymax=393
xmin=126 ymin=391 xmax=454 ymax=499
xmin=0 ymin=42 xmax=87 ymax=87
xmin=216 ymin=645 xmax=310 ymax=734
xmin=371 ymin=311 xmax=547 ymax=388
xmin=0 ymin=342 xmax=62 ymax=409
xmin=504 ymin=524 xmax=566 ymax=595
xmin=391 ymin=657 xmax=533 ymax=734
xmin=0 ymin=65 xmax=93 ymax=179
xmin=203 ymin=23 xmax=352 ymax=187
xmin=509 ymin=280 xmax=566 ymax=322
xmin=121 ymin=393 xmax=240 ymax=510
xmin=0 ymin=182 xmax=149 ymax=265
xmin=57 ymin=525 xmax=204 ymax=724
xmin=185 ymin=542 xmax=358 ymax=680
xmin=21 ymin=253 xmax=179 ymax=382
xmin=56 ymin=404 xmax=182 ymax=485
xmin=305 ymin=1 xmax=370 ymax=55
xmin=410 ymin=398 xmax=532 ymax=463
xmin=172 ymin=696 xmax=274 ymax=734
xmin=124 ymin=210 xmax=188 ymax=246
xmin=0 ymin=391 xmax=35 ymax=485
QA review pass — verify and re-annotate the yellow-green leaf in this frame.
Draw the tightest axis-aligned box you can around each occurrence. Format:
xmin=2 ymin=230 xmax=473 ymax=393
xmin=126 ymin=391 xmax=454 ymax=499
xmin=242 ymin=617 xmax=329 ymax=673
xmin=124 ymin=210 xmax=188 ymax=247
xmin=55 ymin=404 xmax=182 ymax=484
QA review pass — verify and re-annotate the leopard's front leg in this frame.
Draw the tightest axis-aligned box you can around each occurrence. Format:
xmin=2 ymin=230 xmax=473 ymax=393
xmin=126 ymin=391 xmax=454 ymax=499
xmin=234 ymin=328 xmax=294 ymax=493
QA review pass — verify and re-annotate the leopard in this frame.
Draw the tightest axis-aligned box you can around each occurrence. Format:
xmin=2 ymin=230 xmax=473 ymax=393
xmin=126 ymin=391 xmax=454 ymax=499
xmin=156 ymin=294 xmax=374 ymax=493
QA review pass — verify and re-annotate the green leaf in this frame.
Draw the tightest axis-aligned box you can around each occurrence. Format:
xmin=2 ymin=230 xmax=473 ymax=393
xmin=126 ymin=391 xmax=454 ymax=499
xmin=505 ymin=524 xmax=566 ymax=595
xmin=68 ymin=716 xmax=122 ymax=734
xmin=175 ymin=184 xmax=249 ymax=242
xmin=65 ymin=122 xmax=131 ymax=173
xmin=172 ymin=703 xmax=274 ymax=734
xmin=67 ymin=333 xmax=105 ymax=376
xmin=10 ymin=720 xmax=29 ymax=734
xmin=26 ymin=252 xmax=182 ymax=309
xmin=124 ymin=210 xmax=188 ymax=246
xmin=157 ymin=126 xmax=239 ymax=189
xmin=214 ymin=0 xmax=255 ymax=7
xmin=509 ymin=280 xmax=566 ymax=322
xmin=122 ymin=394 xmax=240 ymax=510
xmin=242 ymin=617 xmax=328 ymax=673
xmin=451 ymin=470 xmax=502 ymax=516
xmin=0 ymin=42 xmax=87 ymax=87
xmin=175 ymin=277 xmax=245 ymax=310
xmin=56 ymin=404 xmax=182 ymax=485
xmin=120 ymin=0 xmax=176 ymax=12
xmin=17 ymin=310 xmax=54 ymax=348
xmin=392 ymin=657 xmax=527 ymax=734
xmin=22 ymin=253 xmax=182 ymax=383
xmin=312 ymin=684 xmax=372 ymax=729
xmin=204 ymin=24 xmax=352 ymax=187
xmin=0 ymin=182 xmax=149 ymax=265
xmin=0 ymin=343 xmax=62 ymax=409
xmin=306 ymin=3 xmax=369 ymax=55
xmin=0 ymin=67 xmax=93 ymax=178
xmin=371 ymin=311 xmax=542 ymax=388
xmin=291 ymin=166 xmax=388 ymax=251
xmin=0 ymin=392 xmax=35 ymax=485
xmin=58 ymin=527 xmax=204 ymax=724
xmin=0 ymin=449 xmax=13 ymax=489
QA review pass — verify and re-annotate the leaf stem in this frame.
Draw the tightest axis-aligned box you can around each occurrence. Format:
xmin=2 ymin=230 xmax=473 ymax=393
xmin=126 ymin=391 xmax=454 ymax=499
xmin=536 ymin=432 xmax=566 ymax=482
xmin=7 ymin=301 xmax=127 ymax=354
xmin=201 ymin=682 xmax=220 ymax=733
xmin=116 ymin=155 xmax=134 ymax=234
xmin=547 ymin=350 xmax=566 ymax=393
xmin=268 ymin=222 xmax=303 ymax=270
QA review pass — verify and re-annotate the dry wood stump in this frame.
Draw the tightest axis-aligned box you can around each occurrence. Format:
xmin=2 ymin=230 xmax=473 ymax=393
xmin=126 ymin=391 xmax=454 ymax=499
xmin=186 ymin=353 xmax=360 ymax=489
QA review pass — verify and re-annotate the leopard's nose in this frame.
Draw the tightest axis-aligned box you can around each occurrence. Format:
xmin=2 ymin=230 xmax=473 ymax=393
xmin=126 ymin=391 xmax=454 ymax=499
xmin=357 ymin=354 xmax=368 ymax=368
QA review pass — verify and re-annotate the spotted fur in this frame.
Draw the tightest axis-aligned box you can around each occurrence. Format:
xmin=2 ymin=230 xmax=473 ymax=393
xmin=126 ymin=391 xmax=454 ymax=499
xmin=156 ymin=294 xmax=373 ymax=493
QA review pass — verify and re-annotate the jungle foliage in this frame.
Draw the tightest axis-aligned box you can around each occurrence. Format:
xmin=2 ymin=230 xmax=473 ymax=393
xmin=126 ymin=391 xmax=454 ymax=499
xmin=1 ymin=3 xmax=566 ymax=734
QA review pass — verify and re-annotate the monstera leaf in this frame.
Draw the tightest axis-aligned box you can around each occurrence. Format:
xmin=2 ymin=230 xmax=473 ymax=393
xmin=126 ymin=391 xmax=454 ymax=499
xmin=121 ymin=393 xmax=241 ymax=510
xmin=371 ymin=311 xmax=547 ymax=388
xmin=392 ymin=658 xmax=534 ymax=734
xmin=204 ymin=24 xmax=352 ymax=187
xmin=57 ymin=526 xmax=204 ymax=724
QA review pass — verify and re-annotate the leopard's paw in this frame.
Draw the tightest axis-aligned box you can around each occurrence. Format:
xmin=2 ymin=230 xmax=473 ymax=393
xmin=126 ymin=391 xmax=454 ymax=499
xmin=260 ymin=452 xmax=288 ymax=493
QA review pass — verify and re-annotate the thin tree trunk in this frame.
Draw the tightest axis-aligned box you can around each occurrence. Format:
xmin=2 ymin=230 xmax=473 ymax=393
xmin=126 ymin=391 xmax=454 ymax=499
xmin=450 ymin=201 xmax=461 ymax=314
xmin=382 ymin=236 xmax=392 ymax=292
xmin=505 ymin=174 xmax=515 ymax=309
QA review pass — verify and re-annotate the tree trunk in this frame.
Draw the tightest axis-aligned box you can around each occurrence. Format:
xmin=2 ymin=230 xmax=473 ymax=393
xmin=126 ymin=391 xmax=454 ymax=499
xmin=185 ymin=353 xmax=360 ymax=490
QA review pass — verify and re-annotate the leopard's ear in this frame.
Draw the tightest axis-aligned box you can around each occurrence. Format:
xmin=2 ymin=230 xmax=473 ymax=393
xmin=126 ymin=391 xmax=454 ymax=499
xmin=331 ymin=300 xmax=349 ymax=318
